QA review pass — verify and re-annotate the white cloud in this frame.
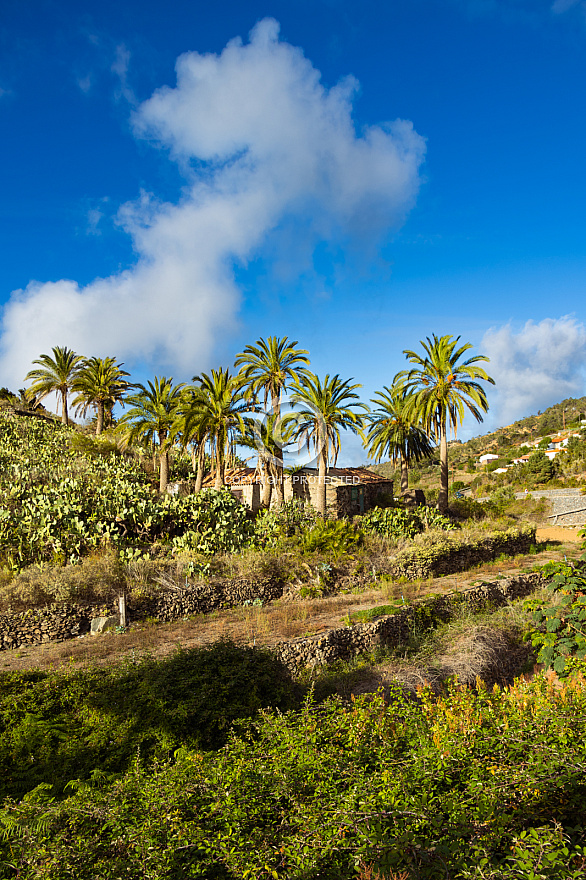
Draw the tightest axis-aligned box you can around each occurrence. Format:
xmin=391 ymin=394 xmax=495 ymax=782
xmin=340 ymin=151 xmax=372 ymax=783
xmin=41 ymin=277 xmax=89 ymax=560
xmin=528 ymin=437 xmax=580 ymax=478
xmin=551 ymin=0 xmax=582 ymax=14
xmin=111 ymin=44 xmax=136 ymax=105
xmin=481 ymin=316 xmax=586 ymax=426
xmin=77 ymin=74 xmax=93 ymax=94
xmin=0 ymin=18 xmax=425 ymax=388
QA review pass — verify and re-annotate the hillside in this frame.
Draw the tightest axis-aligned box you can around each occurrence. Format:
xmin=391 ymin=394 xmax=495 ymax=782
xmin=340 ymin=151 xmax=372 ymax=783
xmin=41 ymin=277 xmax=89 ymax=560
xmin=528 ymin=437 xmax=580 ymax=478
xmin=1 ymin=394 xmax=586 ymax=878
xmin=369 ymin=395 xmax=586 ymax=496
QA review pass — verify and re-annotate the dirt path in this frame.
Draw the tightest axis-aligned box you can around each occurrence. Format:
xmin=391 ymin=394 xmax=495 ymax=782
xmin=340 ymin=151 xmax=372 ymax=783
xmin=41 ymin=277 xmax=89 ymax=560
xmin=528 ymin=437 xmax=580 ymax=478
xmin=0 ymin=535 xmax=581 ymax=674
xmin=536 ymin=526 xmax=582 ymax=543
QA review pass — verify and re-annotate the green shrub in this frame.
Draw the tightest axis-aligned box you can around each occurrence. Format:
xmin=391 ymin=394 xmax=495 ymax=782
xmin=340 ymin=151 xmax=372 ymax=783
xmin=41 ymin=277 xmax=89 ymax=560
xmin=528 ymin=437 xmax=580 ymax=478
xmin=301 ymin=518 xmax=363 ymax=555
xmin=0 ymin=641 xmax=298 ymax=801
xmin=525 ymin=561 xmax=586 ymax=675
xmin=361 ymin=505 xmax=457 ymax=539
xmin=2 ymin=678 xmax=586 ymax=878
xmin=169 ymin=489 xmax=253 ymax=556
xmin=0 ymin=410 xmax=253 ymax=569
xmin=254 ymin=500 xmax=318 ymax=547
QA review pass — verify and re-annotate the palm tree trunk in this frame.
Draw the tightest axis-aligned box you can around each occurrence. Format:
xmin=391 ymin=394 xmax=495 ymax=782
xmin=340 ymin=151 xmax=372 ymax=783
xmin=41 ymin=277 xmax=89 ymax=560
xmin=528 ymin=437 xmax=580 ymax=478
xmin=272 ymin=394 xmax=284 ymax=507
xmin=96 ymin=401 xmax=104 ymax=436
xmin=400 ymin=456 xmax=409 ymax=494
xmin=61 ymin=390 xmax=68 ymax=426
xmin=158 ymin=430 xmax=169 ymax=493
xmin=195 ymin=442 xmax=206 ymax=493
xmin=317 ymin=446 xmax=327 ymax=517
xmin=260 ymin=458 xmax=272 ymax=507
xmin=274 ymin=448 xmax=285 ymax=506
xmin=438 ymin=425 xmax=449 ymax=513
xmin=159 ymin=450 xmax=169 ymax=493
xmin=214 ymin=444 xmax=225 ymax=489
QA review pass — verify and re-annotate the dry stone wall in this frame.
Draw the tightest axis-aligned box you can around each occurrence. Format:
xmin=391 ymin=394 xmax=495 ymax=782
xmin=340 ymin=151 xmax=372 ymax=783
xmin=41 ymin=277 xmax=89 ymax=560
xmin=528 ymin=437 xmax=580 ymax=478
xmin=0 ymin=577 xmax=285 ymax=650
xmin=0 ymin=529 xmax=541 ymax=652
xmin=274 ymin=572 xmax=543 ymax=670
xmin=0 ymin=603 xmax=105 ymax=651
xmin=390 ymin=527 xmax=536 ymax=580
xmin=131 ymin=576 xmax=284 ymax=622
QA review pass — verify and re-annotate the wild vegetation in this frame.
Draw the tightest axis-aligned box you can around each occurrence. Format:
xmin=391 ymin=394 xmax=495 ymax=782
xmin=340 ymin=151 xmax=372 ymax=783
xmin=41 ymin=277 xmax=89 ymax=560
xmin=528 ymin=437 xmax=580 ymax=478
xmin=2 ymin=337 xmax=586 ymax=878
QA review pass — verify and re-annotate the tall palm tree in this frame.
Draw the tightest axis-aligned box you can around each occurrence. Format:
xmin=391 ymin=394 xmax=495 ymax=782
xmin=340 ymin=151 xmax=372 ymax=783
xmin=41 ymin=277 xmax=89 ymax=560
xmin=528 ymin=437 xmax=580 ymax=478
xmin=72 ymin=356 xmax=131 ymax=435
xmin=365 ymin=384 xmax=435 ymax=494
xmin=174 ymin=386 xmax=210 ymax=493
xmin=192 ymin=368 xmax=251 ymax=490
xmin=236 ymin=415 xmax=284 ymax=508
xmin=287 ymin=373 xmax=367 ymax=516
xmin=235 ymin=336 xmax=311 ymax=505
xmin=395 ymin=334 xmax=494 ymax=513
xmin=25 ymin=346 xmax=83 ymax=425
xmin=120 ymin=376 xmax=185 ymax=492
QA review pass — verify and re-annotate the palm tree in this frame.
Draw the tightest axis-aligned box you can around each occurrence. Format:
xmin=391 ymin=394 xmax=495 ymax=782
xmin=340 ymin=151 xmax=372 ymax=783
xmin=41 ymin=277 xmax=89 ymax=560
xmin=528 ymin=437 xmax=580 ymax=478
xmin=365 ymin=384 xmax=435 ymax=494
xmin=120 ymin=376 xmax=185 ymax=492
xmin=395 ymin=334 xmax=494 ymax=513
xmin=72 ymin=356 xmax=131 ymax=435
xmin=236 ymin=415 xmax=284 ymax=508
xmin=191 ymin=368 xmax=251 ymax=490
xmin=235 ymin=336 xmax=311 ymax=505
xmin=25 ymin=346 xmax=83 ymax=425
xmin=287 ymin=373 xmax=367 ymax=516
xmin=174 ymin=386 xmax=210 ymax=492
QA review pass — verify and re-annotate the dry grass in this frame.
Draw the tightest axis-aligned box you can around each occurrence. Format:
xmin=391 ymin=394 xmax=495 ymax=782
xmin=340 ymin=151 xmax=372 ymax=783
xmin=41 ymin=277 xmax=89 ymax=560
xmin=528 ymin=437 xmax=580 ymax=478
xmin=0 ymin=534 xmax=579 ymax=674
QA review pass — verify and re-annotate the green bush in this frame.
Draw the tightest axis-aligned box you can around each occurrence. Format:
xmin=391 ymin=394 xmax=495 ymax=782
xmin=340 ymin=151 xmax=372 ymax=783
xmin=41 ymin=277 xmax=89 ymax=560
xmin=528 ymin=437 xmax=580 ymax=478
xmin=0 ymin=412 xmax=253 ymax=569
xmin=0 ymin=641 xmax=298 ymax=801
xmin=525 ymin=562 xmax=586 ymax=675
xmin=301 ymin=518 xmax=363 ymax=555
xmin=2 ymin=677 xmax=586 ymax=878
xmin=361 ymin=505 xmax=457 ymax=539
xmin=254 ymin=500 xmax=318 ymax=547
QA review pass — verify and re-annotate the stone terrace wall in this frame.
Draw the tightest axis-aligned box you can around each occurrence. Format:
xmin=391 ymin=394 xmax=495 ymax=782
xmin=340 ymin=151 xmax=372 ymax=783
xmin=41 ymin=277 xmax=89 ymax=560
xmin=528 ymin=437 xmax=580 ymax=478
xmin=0 ymin=603 xmax=105 ymax=651
xmin=0 ymin=529 xmax=539 ymax=652
xmin=132 ymin=576 xmax=284 ymax=622
xmin=0 ymin=577 xmax=285 ymax=651
xmin=390 ymin=527 xmax=536 ymax=580
xmin=274 ymin=573 xmax=543 ymax=670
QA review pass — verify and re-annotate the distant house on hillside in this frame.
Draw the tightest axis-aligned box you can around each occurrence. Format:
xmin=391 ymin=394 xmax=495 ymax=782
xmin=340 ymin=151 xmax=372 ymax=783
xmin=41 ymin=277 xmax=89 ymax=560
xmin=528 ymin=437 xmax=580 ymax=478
xmin=201 ymin=466 xmax=393 ymax=516
xmin=512 ymin=454 xmax=532 ymax=465
xmin=479 ymin=453 xmax=499 ymax=464
xmin=544 ymin=449 xmax=560 ymax=461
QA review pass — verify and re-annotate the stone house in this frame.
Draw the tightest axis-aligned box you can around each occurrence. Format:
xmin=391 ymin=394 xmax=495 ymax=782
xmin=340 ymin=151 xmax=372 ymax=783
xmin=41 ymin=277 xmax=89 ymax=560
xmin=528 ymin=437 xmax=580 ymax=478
xmin=283 ymin=466 xmax=393 ymax=517
xmin=201 ymin=468 xmax=261 ymax=510
xmin=202 ymin=466 xmax=393 ymax=517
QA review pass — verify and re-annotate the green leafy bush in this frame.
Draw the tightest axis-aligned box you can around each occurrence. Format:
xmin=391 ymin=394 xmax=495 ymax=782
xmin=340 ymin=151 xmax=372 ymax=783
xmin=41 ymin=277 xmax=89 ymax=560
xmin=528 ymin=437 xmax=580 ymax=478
xmin=361 ymin=505 xmax=457 ymax=539
xmin=254 ymin=499 xmax=318 ymax=547
xmin=525 ymin=562 xmax=586 ymax=675
xmin=0 ymin=413 xmax=253 ymax=569
xmin=414 ymin=505 xmax=459 ymax=531
xmin=2 ymin=676 xmax=586 ymax=878
xmin=169 ymin=489 xmax=253 ymax=556
xmin=0 ymin=642 xmax=298 ymax=801
xmin=301 ymin=518 xmax=363 ymax=555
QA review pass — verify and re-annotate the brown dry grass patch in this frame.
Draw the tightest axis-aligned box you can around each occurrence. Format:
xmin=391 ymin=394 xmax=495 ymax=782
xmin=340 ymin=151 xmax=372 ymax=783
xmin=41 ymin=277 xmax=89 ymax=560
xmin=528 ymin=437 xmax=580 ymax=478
xmin=0 ymin=537 xmax=577 ymax=674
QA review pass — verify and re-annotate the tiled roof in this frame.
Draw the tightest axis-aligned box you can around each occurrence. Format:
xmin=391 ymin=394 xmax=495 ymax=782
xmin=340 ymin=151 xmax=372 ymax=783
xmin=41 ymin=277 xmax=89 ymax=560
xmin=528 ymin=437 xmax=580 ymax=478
xmin=202 ymin=467 xmax=258 ymax=487
xmin=202 ymin=465 xmax=393 ymax=487
xmin=295 ymin=466 xmax=393 ymax=484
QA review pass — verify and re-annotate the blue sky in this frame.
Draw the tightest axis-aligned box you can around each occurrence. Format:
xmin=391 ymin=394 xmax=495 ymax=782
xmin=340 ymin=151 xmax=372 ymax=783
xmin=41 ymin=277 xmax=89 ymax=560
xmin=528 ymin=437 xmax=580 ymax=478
xmin=1 ymin=0 xmax=586 ymax=460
